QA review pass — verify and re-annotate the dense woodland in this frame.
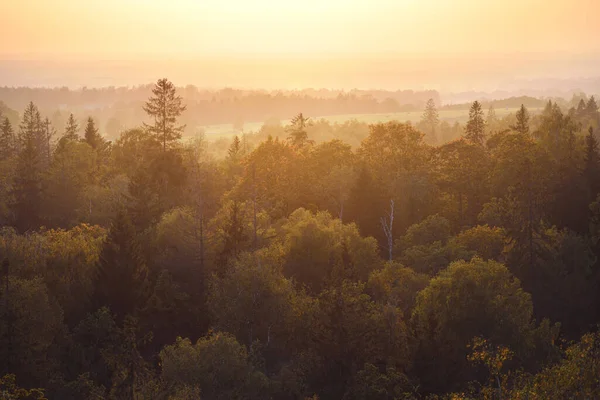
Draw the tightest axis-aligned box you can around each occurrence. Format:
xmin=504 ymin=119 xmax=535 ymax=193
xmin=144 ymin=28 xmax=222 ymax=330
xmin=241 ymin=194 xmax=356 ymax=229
xmin=1 ymin=78 xmax=600 ymax=399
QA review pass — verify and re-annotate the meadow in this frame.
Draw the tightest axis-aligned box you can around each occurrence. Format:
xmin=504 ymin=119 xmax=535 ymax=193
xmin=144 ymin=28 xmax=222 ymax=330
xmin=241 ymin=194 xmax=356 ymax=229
xmin=199 ymin=106 xmax=531 ymax=140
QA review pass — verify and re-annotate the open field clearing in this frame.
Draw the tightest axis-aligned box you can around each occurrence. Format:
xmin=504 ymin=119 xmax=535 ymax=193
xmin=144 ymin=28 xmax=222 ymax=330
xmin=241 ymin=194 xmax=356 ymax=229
xmin=198 ymin=107 xmax=539 ymax=140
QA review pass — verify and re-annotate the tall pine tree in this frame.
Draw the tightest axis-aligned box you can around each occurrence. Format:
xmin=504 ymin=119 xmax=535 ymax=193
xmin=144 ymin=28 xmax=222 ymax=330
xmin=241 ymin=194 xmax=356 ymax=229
xmin=465 ymin=101 xmax=485 ymax=145
xmin=421 ymin=98 xmax=439 ymax=143
xmin=0 ymin=117 xmax=15 ymax=160
xmin=83 ymin=117 xmax=104 ymax=150
xmin=511 ymin=104 xmax=530 ymax=135
xmin=63 ymin=113 xmax=79 ymax=141
xmin=143 ymin=78 xmax=186 ymax=152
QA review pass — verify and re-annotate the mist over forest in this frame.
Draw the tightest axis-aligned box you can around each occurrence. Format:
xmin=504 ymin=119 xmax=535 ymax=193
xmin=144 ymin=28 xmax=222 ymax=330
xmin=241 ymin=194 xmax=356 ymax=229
xmin=3 ymin=0 xmax=600 ymax=399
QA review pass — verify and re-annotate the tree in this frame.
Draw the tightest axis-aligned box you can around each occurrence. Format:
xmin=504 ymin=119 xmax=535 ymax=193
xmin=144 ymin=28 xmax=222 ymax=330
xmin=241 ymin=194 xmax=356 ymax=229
xmin=586 ymin=95 xmax=598 ymax=115
xmin=208 ymin=249 xmax=297 ymax=349
xmin=83 ymin=117 xmax=103 ymax=150
xmin=511 ymin=104 xmax=530 ymax=135
xmin=41 ymin=117 xmax=55 ymax=166
xmin=315 ymin=281 xmax=411 ymax=398
xmin=10 ymin=137 xmax=43 ymax=232
xmin=278 ymin=209 xmax=380 ymax=293
xmin=94 ymin=210 xmax=148 ymax=322
xmin=159 ymin=333 xmax=269 ymax=400
xmin=228 ymin=135 xmax=242 ymax=161
xmin=0 ymin=117 xmax=15 ymax=160
xmin=63 ymin=113 xmax=79 ymax=141
xmin=0 ymin=276 xmax=64 ymax=388
xmin=465 ymin=101 xmax=486 ymax=145
xmin=584 ymin=126 xmax=600 ymax=199
xmin=287 ymin=113 xmax=312 ymax=148
xmin=421 ymin=98 xmax=439 ymax=143
xmin=18 ymin=102 xmax=41 ymax=144
xmin=143 ymin=78 xmax=186 ymax=152
xmin=412 ymin=258 xmax=556 ymax=393
xmin=486 ymin=105 xmax=499 ymax=135
xmin=44 ymin=140 xmax=96 ymax=228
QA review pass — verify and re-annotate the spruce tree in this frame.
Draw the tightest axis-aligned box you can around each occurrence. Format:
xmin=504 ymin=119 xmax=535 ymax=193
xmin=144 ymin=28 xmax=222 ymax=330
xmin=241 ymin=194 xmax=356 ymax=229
xmin=587 ymin=96 xmax=599 ymax=116
xmin=228 ymin=135 xmax=241 ymax=162
xmin=465 ymin=101 xmax=486 ymax=145
xmin=83 ymin=117 xmax=104 ymax=149
xmin=63 ymin=113 xmax=79 ymax=141
xmin=511 ymin=104 xmax=530 ymax=135
xmin=143 ymin=78 xmax=186 ymax=152
xmin=421 ymin=98 xmax=439 ymax=143
xmin=41 ymin=117 xmax=55 ymax=166
xmin=10 ymin=136 xmax=43 ymax=232
xmin=94 ymin=209 xmax=148 ymax=322
xmin=584 ymin=126 xmax=600 ymax=199
xmin=0 ymin=117 xmax=15 ymax=160
xmin=287 ymin=113 xmax=312 ymax=148
xmin=18 ymin=102 xmax=42 ymax=147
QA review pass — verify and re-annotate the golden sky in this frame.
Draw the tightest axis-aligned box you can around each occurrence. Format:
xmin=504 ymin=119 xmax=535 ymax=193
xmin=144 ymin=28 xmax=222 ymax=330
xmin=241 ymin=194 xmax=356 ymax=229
xmin=1 ymin=0 xmax=600 ymax=58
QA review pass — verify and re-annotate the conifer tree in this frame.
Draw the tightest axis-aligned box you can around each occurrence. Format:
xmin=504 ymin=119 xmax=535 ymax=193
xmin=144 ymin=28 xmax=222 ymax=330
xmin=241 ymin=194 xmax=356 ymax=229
xmin=511 ymin=104 xmax=530 ymax=135
xmin=10 ymin=136 xmax=43 ymax=232
xmin=18 ymin=102 xmax=42 ymax=147
xmin=83 ymin=117 xmax=104 ymax=150
xmin=0 ymin=117 xmax=15 ymax=160
xmin=587 ymin=96 xmax=599 ymax=116
xmin=143 ymin=78 xmax=186 ymax=152
xmin=228 ymin=135 xmax=241 ymax=162
xmin=63 ymin=113 xmax=79 ymax=141
xmin=421 ymin=98 xmax=439 ymax=143
xmin=287 ymin=113 xmax=312 ymax=148
xmin=41 ymin=117 xmax=55 ymax=165
xmin=94 ymin=209 xmax=148 ymax=322
xmin=584 ymin=126 xmax=600 ymax=199
xmin=465 ymin=101 xmax=486 ymax=145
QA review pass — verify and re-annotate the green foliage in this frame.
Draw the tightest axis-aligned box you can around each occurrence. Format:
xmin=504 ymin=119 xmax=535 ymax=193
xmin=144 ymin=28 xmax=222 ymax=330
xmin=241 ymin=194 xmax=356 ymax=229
xmin=465 ymin=101 xmax=485 ymax=145
xmin=314 ymin=280 xmax=411 ymax=398
xmin=0 ymin=276 xmax=65 ymax=387
xmin=398 ymin=214 xmax=451 ymax=249
xmin=10 ymin=136 xmax=43 ymax=232
xmin=0 ymin=374 xmax=47 ymax=399
xmin=208 ymin=247 xmax=299 ymax=349
xmin=278 ymin=208 xmax=380 ymax=293
xmin=508 ymin=331 xmax=600 ymax=399
xmin=44 ymin=140 xmax=96 ymax=227
xmin=4 ymin=85 xmax=600 ymax=400
xmin=367 ymin=261 xmax=429 ymax=317
xmin=159 ymin=332 xmax=270 ymax=400
xmin=411 ymin=258 xmax=550 ymax=393
xmin=94 ymin=210 xmax=148 ymax=321
xmin=448 ymin=225 xmax=506 ymax=261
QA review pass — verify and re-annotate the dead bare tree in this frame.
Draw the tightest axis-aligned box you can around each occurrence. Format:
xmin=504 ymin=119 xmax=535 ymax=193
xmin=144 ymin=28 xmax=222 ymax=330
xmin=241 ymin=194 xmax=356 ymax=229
xmin=381 ymin=199 xmax=395 ymax=261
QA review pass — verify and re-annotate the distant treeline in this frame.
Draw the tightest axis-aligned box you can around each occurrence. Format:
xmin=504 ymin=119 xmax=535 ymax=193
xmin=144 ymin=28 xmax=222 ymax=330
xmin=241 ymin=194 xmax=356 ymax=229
xmin=0 ymin=86 xmax=439 ymax=136
xmin=441 ymin=94 xmax=594 ymax=111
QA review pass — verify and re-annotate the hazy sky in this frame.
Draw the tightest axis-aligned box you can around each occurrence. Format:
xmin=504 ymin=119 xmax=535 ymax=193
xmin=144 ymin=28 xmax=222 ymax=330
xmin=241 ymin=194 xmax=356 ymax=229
xmin=2 ymin=0 xmax=600 ymax=57
xmin=1 ymin=0 xmax=600 ymax=91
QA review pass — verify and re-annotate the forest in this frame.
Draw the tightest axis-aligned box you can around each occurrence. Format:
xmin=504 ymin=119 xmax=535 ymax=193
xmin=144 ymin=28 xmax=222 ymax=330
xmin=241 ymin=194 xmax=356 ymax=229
xmin=1 ymin=78 xmax=600 ymax=399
